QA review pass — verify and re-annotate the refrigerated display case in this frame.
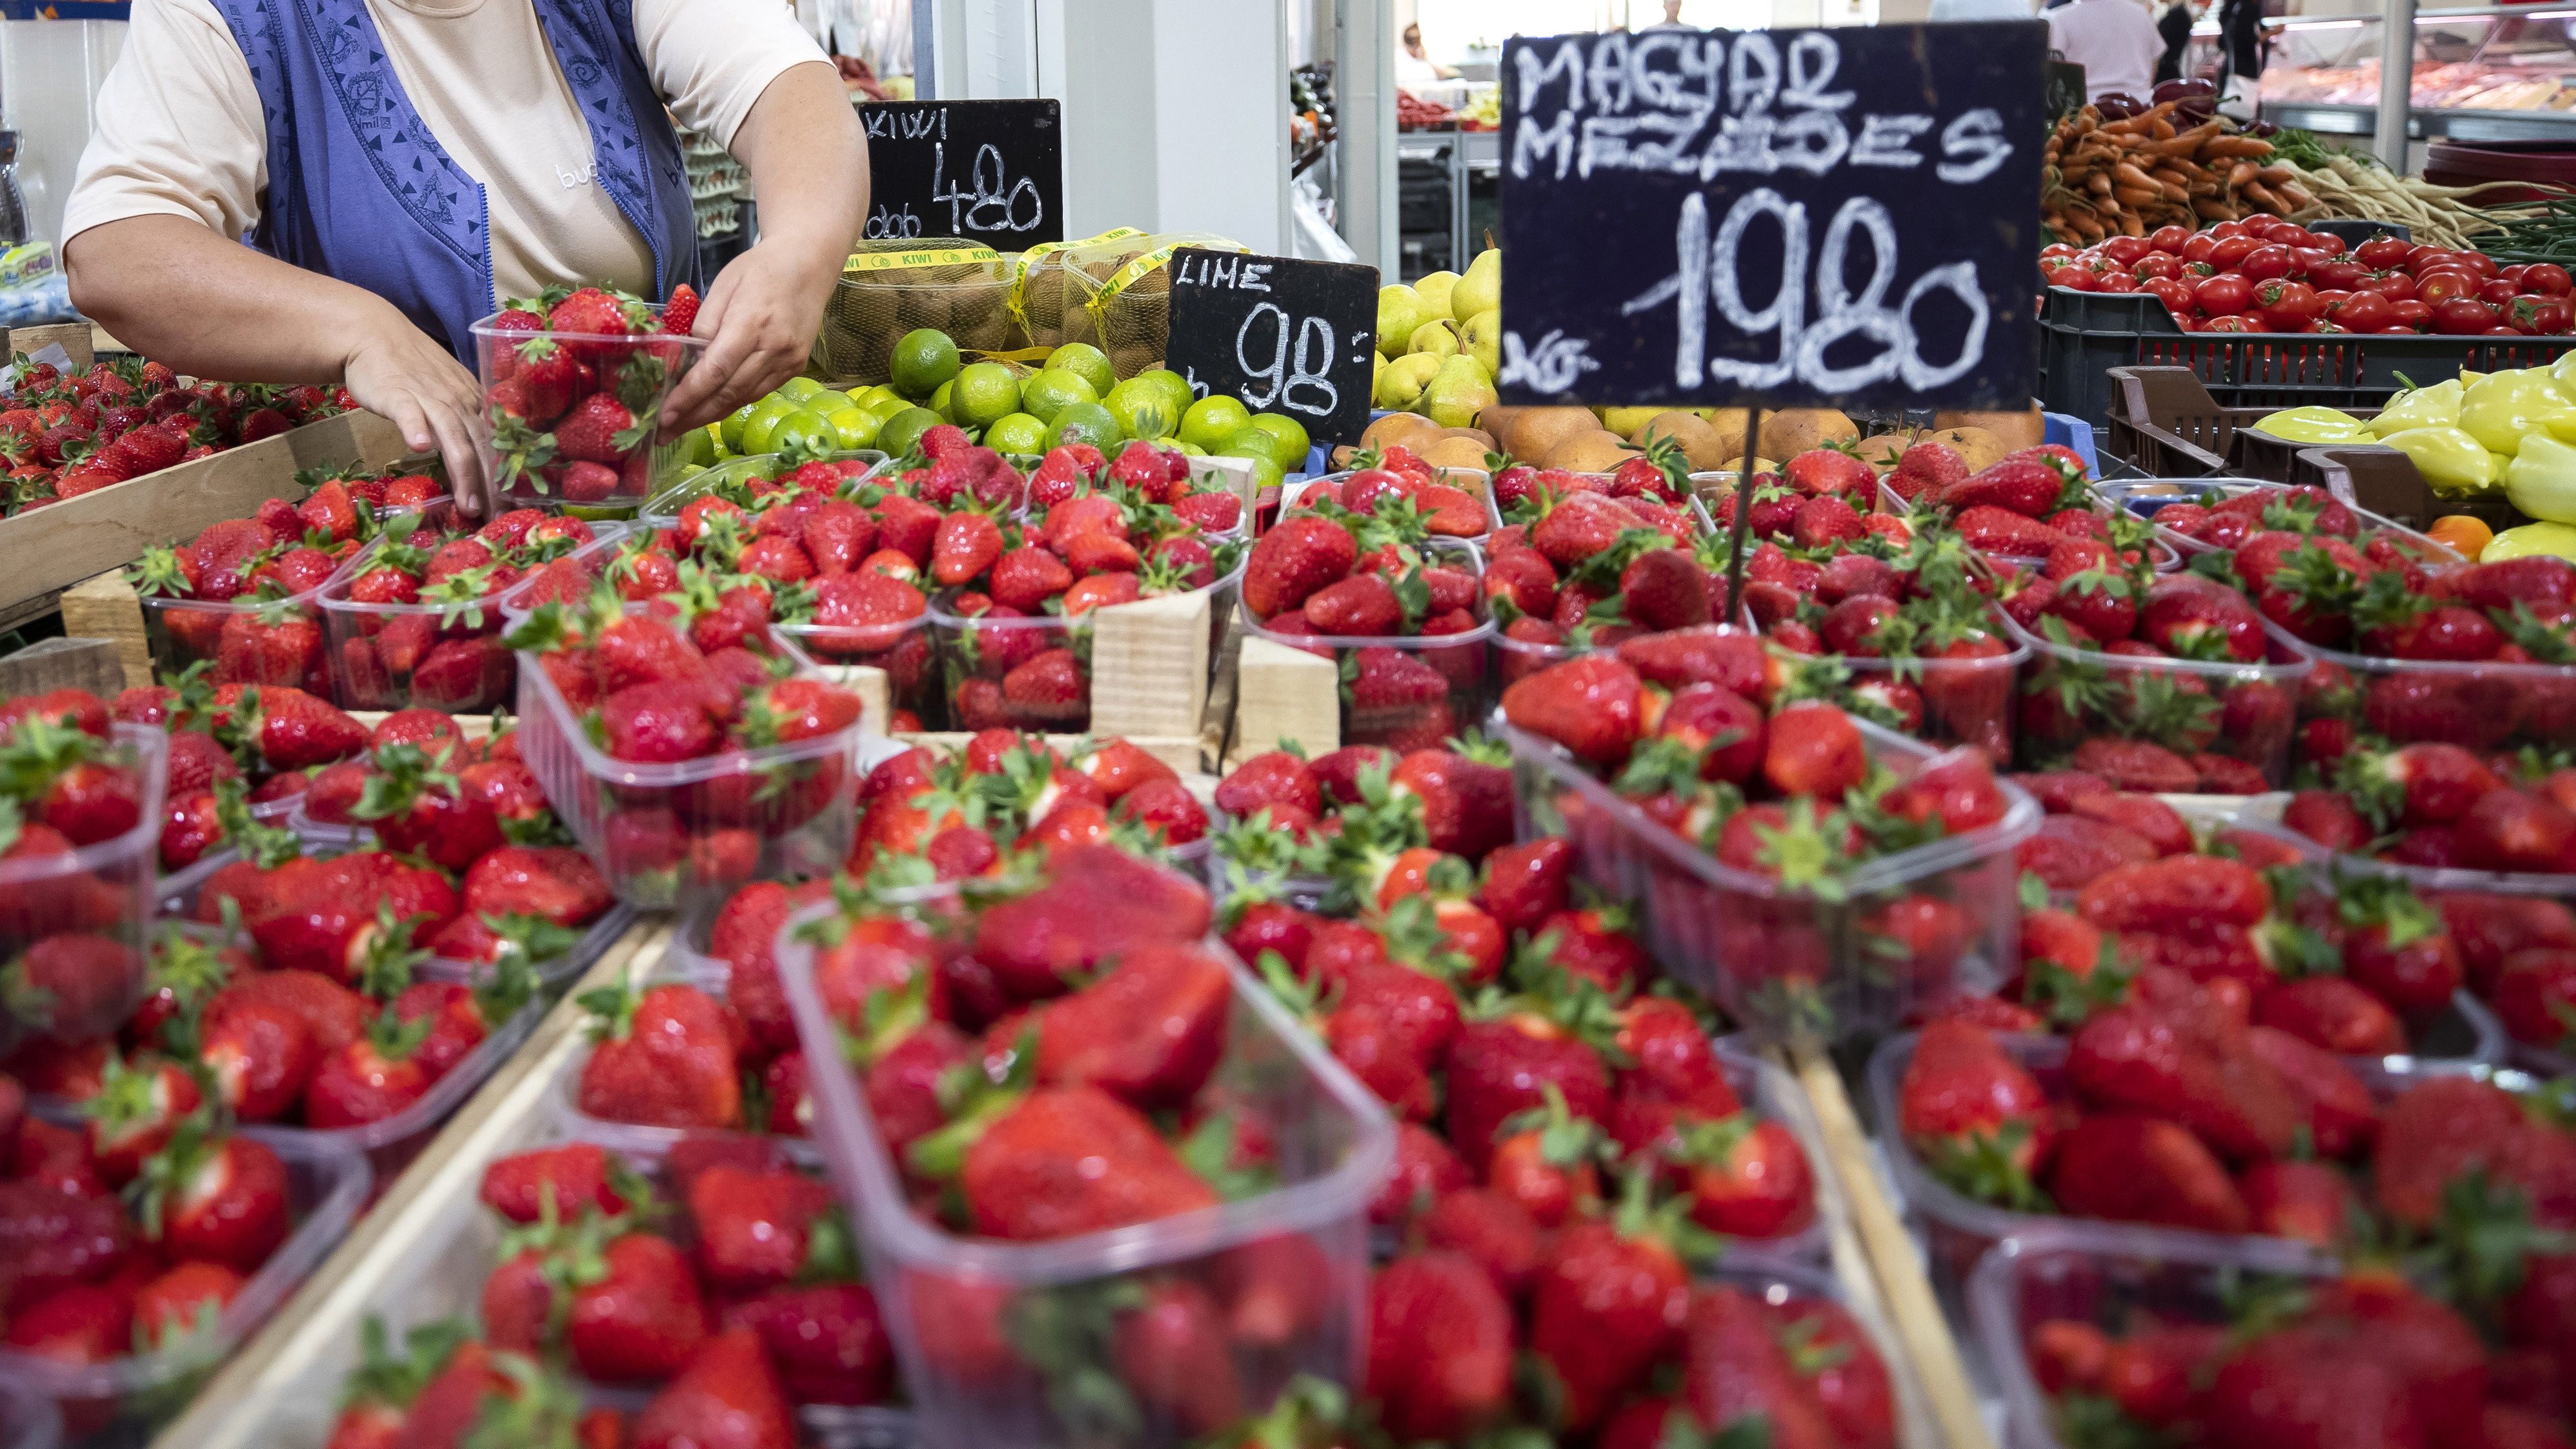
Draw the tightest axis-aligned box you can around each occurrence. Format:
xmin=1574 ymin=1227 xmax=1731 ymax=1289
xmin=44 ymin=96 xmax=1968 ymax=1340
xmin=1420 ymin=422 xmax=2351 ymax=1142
xmin=2248 ymin=4 xmax=2576 ymax=141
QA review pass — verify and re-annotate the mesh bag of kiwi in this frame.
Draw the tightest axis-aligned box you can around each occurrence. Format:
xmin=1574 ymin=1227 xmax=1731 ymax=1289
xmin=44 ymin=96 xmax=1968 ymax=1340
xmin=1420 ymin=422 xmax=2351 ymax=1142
xmin=1007 ymin=230 xmax=1242 ymax=383
xmin=813 ymin=239 xmax=1025 ymax=385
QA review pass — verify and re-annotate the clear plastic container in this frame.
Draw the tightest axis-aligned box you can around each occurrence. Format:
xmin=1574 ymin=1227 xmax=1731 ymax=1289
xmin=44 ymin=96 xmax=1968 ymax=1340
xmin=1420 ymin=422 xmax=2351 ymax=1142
xmin=139 ymin=583 xmax=337 ymax=696
xmin=2093 ymin=477 xmax=2466 ymax=565
xmin=929 ymin=557 xmax=1246 ymax=735
xmin=2292 ymin=636 xmax=2576 ymax=765
xmin=1966 ymin=1224 xmax=2339 ymax=1449
xmin=0 ymin=724 xmax=167 ymax=1057
xmin=548 ymin=957 xmax=824 ymax=1166
xmin=1504 ymin=717 xmax=2038 ymax=1046
xmin=1704 ymin=1253 xmax=1938 ymax=1449
xmin=0 ymin=1383 xmax=57 ymax=1449
xmin=1807 ymin=634 xmax=2031 ymax=766
xmin=781 ymin=612 xmax=941 ymax=732
xmin=1877 ymin=480 xmax=2186 ymax=575
xmin=1278 ymin=466 xmax=1498 ymax=541
xmin=470 ymin=310 xmax=708 ymax=516
xmin=484 ymin=521 xmax=639 ymax=622
xmin=777 ymin=913 xmax=1396 ymax=1449
xmin=1240 ymin=540 xmax=1493 ymax=754
xmin=1994 ymin=608 xmax=2315 ymax=788
xmin=636 ymin=448 xmax=893 ymax=530
xmin=320 ymin=523 xmax=634 ymax=714
xmin=0 ymin=1129 xmax=369 ymax=1437
xmin=1866 ymin=1030 xmax=2519 ymax=1287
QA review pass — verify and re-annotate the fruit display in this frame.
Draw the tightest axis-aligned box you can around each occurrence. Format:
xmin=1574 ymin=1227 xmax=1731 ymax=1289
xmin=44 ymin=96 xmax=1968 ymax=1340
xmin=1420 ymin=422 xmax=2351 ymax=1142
xmin=475 ymin=284 xmax=705 ymax=513
xmin=1294 ymin=445 xmax=1497 ymax=539
xmin=0 ymin=706 xmax=165 ymax=1054
xmin=0 ymin=357 xmax=357 ymax=517
xmin=319 ymin=510 xmax=609 ymax=714
xmin=2040 ymin=101 xmax=2313 ymax=245
xmin=1373 ymin=248 xmax=1500 ymax=432
xmin=847 ymin=730 xmax=1211 ymax=881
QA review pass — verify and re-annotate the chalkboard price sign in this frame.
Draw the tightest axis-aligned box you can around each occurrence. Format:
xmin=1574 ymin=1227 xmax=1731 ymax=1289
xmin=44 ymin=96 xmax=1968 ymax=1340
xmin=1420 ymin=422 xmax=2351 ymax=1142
xmin=856 ymin=99 xmax=1065 ymax=247
xmin=1496 ymin=22 xmax=2046 ymax=411
xmin=1164 ymin=248 xmax=1380 ymax=447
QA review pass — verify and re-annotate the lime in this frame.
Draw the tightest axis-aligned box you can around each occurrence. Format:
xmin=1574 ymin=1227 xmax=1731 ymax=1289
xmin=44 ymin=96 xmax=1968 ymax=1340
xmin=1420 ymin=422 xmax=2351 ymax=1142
xmin=891 ymin=329 xmax=960 ymax=400
xmin=769 ymin=408 xmax=839 ymax=458
xmin=1223 ymin=425 xmax=1295 ymax=470
xmin=674 ymin=425 xmax=716 ymax=468
xmin=929 ymin=379 xmax=956 ymax=421
xmin=1045 ymin=343 xmax=1116 ymax=399
xmin=825 ymin=406 xmax=883 ymax=451
xmin=739 ymin=395 xmax=799 ymax=453
xmin=1021 ymin=368 xmax=1101 ymax=425
xmin=1180 ymin=394 xmax=1254 ymax=453
xmin=985 ymin=412 xmax=1048 ymax=455
xmin=1105 ymin=378 xmax=1179 ymax=440
xmin=720 ymin=400 xmax=760 ymax=453
xmin=878 ymin=406 xmax=944 ymax=458
xmin=952 ymin=361 xmax=1023 ymax=430
xmin=1045 ymin=401 xmax=1122 ymax=453
xmin=1136 ymin=369 xmax=1194 ymax=421
xmin=1248 ymin=412 xmax=1311 ymax=467
xmin=849 ymin=384 xmax=904 ymax=413
xmin=1176 ymin=439 xmax=1207 ymax=457
xmin=1237 ymin=454 xmax=1287 ymax=497
xmin=778 ymin=376 xmax=834 ymax=405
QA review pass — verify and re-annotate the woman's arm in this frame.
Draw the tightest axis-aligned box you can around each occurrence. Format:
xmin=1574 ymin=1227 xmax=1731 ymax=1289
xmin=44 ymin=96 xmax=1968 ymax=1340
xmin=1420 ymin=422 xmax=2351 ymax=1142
xmin=658 ymin=61 xmax=865 ymax=435
xmin=66 ymin=215 xmax=490 ymax=508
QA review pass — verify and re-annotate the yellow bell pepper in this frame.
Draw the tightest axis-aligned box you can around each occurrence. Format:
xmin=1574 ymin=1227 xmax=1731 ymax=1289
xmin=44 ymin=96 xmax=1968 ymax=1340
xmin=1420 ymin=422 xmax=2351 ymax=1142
xmin=2506 ymin=433 xmax=2576 ymax=524
xmin=2373 ymin=379 xmax=2462 ymax=435
xmin=2484 ymin=520 xmax=2576 ymax=564
xmin=2460 ymin=371 xmax=2576 ymax=457
xmin=2377 ymin=426 xmax=2502 ymax=495
xmin=2251 ymin=406 xmax=2374 ymax=445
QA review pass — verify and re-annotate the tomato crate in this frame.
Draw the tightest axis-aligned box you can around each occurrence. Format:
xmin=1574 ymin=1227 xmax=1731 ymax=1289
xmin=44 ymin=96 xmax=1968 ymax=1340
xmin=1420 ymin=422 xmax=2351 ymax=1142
xmin=2038 ymin=287 xmax=2576 ymax=430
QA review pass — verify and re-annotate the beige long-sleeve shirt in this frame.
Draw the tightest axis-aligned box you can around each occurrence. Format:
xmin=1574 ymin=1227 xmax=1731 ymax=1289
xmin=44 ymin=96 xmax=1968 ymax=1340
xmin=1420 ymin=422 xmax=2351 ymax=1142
xmin=66 ymin=0 xmax=830 ymax=306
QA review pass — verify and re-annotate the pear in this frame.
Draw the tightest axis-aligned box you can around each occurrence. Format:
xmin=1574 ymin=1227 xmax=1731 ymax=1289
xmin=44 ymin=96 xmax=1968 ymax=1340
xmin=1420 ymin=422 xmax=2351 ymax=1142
xmin=1602 ymin=406 xmax=1664 ymax=439
xmin=1378 ymin=285 xmax=1428 ymax=358
xmin=1461 ymin=308 xmax=1502 ymax=375
xmin=1376 ymin=352 xmax=1442 ymax=410
xmin=1452 ymin=249 xmax=1502 ymax=323
xmin=1413 ymin=270 xmax=1460 ymax=319
xmin=1421 ymin=356 xmax=1496 ymax=429
xmin=1409 ymin=319 xmax=1460 ymax=361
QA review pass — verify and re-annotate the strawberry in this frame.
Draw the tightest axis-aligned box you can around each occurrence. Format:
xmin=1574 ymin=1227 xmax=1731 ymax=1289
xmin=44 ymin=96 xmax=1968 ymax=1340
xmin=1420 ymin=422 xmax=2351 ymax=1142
xmin=1954 ymin=505 xmax=2068 ymax=557
xmin=1502 ymin=654 xmax=1647 ymax=764
xmin=658 ymin=284 xmax=700 ymax=335
xmin=1682 ymin=1286 xmax=1843 ymax=1449
xmin=1030 ymin=943 xmax=1231 ymax=1109
xmin=2064 ymin=995 xmax=2297 ymax=1161
xmin=304 ymin=1004 xmax=439 ymax=1126
xmin=479 ymin=1142 xmax=633 ymax=1224
xmin=1673 ymin=1113 xmax=1816 ymax=1239
xmin=2051 ymin=1112 xmax=2248 ymax=1233
xmin=1529 ymin=1173 xmax=1704 ymax=1430
xmin=79 ymin=1052 xmax=203 ymax=1185
xmin=630 ymin=1328 xmax=795 ymax=1449
xmin=1244 ymin=515 xmax=1358 ymax=620
xmin=575 ymin=974 xmax=743 ymax=1129
xmin=133 ymin=1259 xmax=246 ymax=1348
xmin=321 ymin=1317 xmax=474 ymax=1449
xmin=1897 ymin=1019 xmax=2051 ymax=1207
xmin=685 ymin=1164 xmax=855 ymax=1294
xmin=1764 ymin=700 xmax=1867 ymax=798
xmin=1931 ymin=459 xmax=2064 ymax=518
xmin=723 ymin=1283 xmax=894 ymax=1407
xmin=134 ymin=1120 xmax=290 ymax=1270
xmin=955 ymin=1085 xmax=1218 ymax=1240
xmin=1364 ymin=1251 xmax=1516 ymax=1442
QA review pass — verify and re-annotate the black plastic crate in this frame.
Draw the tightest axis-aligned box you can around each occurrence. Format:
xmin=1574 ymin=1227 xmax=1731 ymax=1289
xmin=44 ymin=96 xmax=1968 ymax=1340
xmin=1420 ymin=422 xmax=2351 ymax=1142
xmin=2037 ymin=287 xmax=2576 ymax=428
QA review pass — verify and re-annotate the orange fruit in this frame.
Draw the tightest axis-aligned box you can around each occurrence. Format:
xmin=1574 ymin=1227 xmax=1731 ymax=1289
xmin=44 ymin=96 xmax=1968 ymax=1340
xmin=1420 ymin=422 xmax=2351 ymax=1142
xmin=2428 ymin=514 xmax=2494 ymax=561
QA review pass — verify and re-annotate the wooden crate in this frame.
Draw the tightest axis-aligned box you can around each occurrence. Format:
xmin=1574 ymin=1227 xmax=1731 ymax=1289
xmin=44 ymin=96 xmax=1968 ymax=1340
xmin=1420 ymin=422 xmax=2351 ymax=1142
xmin=8 ymin=323 xmax=94 ymax=372
xmin=1226 ymin=633 xmax=1339 ymax=769
xmin=0 ymin=409 xmax=408 ymax=622
xmin=145 ymin=917 xmax=674 ymax=1449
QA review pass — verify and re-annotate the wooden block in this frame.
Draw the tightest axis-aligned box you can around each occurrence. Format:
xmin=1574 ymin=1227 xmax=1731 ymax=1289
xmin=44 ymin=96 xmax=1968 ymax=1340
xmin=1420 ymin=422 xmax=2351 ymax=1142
xmin=59 ymin=570 xmax=150 ymax=690
xmin=144 ymin=917 xmax=675 ymax=1449
xmin=1230 ymin=634 xmax=1338 ymax=767
xmin=1091 ymin=588 xmax=1212 ymax=741
xmin=0 ymin=637 xmax=125 ymax=698
xmin=8 ymin=323 xmax=92 ymax=372
xmin=0 ymin=410 xmax=407 ymax=613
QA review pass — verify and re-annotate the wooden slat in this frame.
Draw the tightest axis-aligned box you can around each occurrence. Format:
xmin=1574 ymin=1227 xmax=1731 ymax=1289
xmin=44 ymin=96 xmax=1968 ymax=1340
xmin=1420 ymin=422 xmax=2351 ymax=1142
xmin=1789 ymin=1043 xmax=1995 ymax=1449
xmin=1227 ymin=634 xmax=1338 ymax=770
xmin=146 ymin=917 xmax=675 ymax=1449
xmin=1092 ymin=587 xmax=1214 ymax=743
xmin=0 ymin=637 xmax=125 ymax=697
xmin=0 ymin=410 xmax=407 ymax=613
xmin=58 ymin=570 xmax=151 ymax=690
xmin=8 ymin=323 xmax=94 ymax=372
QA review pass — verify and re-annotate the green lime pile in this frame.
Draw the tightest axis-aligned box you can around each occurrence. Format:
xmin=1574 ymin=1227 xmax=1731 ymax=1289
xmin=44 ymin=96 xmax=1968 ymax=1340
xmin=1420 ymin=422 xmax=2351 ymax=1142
xmin=678 ymin=331 xmax=1315 ymax=497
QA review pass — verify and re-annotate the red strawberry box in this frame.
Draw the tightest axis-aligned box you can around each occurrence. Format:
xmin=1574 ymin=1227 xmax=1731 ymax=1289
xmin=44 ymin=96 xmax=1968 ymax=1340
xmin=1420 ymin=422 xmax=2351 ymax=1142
xmin=774 ymin=887 xmax=1395 ymax=1449
xmin=1240 ymin=536 xmax=1496 ymax=754
xmin=317 ymin=512 xmax=619 ymax=714
xmin=928 ymin=555 xmax=1247 ymax=737
xmin=1280 ymin=464 xmax=1499 ymax=541
xmin=637 ymin=446 xmax=892 ymax=528
xmin=2099 ymin=477 xmax=2464 ymax=569
xmin=1998 ymin=605 xmax=2315 ymax=791
xmin=0 ymin=722 xmax=168 ymax=1055
xmin=470 ymin=294 xmax=707 ymax=514
xmin=0 ymin=1124 xmax=367 ymax=1435
xmin=1502 ymin=712 xmax=2038 ymax=1044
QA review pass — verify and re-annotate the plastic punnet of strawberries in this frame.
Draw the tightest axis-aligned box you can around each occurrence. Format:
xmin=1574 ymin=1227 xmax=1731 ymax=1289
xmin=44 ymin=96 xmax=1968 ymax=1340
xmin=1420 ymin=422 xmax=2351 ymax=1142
xmin=97 ymin=671 xmax=371 ymax=875
xmin=645 ymin=434 xmax=886 ymax=519
xmin=0 ymin=699 xmax=164 ymax=1050
xmin=1501 ymin=637 xmax=2029 ymax=1037
xmin=477 ymin=283 xmax=703 ymax=508
xmin=1480 ymin=457 xmax=1719 ymax=683
xmin=0 ymin=355 xmax=356 ymax=517
xmin=929 ymin=442 xmax=1247 ymax=735
xmin=2282 ymin=739 xmax=2576 ymax=878
xmin=1243 ymin=505 xmax=1490 ymax=752
xmin=1300 ymin=443 xmax=1494 ymax=539
xmin=1898 ymin=441 xmax=2175 ymax=572
xmin=125 ymin=467 xmax=447 ymax=692
xmin=764 ymin=848 xmax=1407 ymax=1441
xmin=321 ymin=508 xmax=601 ymax=713
xmin=849 ymin=730 xmax=1213 ymax=884
xmin=504 ymin=594 xmax=863 ymax=908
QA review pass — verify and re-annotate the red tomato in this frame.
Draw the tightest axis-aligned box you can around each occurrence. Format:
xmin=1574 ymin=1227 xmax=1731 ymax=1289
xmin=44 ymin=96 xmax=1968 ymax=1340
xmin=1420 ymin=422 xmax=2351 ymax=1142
xmin=2502 ymin=265 xmax=2531 ymax=287
xmin=2256 ymin=279 xmax=2323 ymax=329
xmin=2182 ymin=233 xmax=2220 ymax=264
xmin=2311 ymin=321 xmax=2348 ymax=334
xmin=2195 ymin=272 xmax=2255 ymax=315
xmin=2433 ymin=297 xmax=2498 ymax=334
xmin=2487 ymin=324 xmax=2528 ymax=335
xmin=2240 ymin=245 xmax=2299 ymax=282
xmin=2051 ymin=266 xmax=2096 ymax=292
xmin=2512 ymin=295 xmax=2573 ymax=334
xmin=2093 ymin=274 xmax=2139 ymax=294
xmin=2141 ymin=276 xmax=2196 ymax=315
xmin=2389 ymin=298 xmax=2433 ymax=330
xmin=2040 ymin=243 xmax=2078 ymax=263
xmin=2309 ymin=259 xmax=2368 ymax=292
xmin=2404 ymin=243 xmax=2444 ymax=272
xmin=2417 ymin=271 xmax=2480 ymax=306
xmin=2480 ymin=278 xmax=2521 ymax=306
xmin=2209 ymin=235 xmax=2259 ymax=270
xmin=2528 ymin=263 xmax=2573 ymax=297
xmin=2355 ymin=237 xmax=2412 ymax=269
xmin=2308 ymin=233 xmax=2347 ymax=257
xmin=2181 ymin=261 xmax=2215 ymax=279
xmin=2327 ymin=291 xmax=2391 ymax=331
xmin=2133 ymin=254 xmax=2182 ymax=281
xmin=2377 ymin=324 xmax=2423 ymax=334
xmin=2148 ymin=225 xmax=2193 ymax=254
xmin=2289 ymin=247 xmax=2333 ymax=276
xmin=2362 ymin=271 xmax=2417 ymax=302
xmin=2202 ymin=314 xmax=2255 ymax=332
xmin=2465 ymin=251 xmax=2500 ymax=279
xmin=2102 ymin=237 xmax=2151 ymax=266
xmin=2211 ymin=220 xmax=2248 ymax=240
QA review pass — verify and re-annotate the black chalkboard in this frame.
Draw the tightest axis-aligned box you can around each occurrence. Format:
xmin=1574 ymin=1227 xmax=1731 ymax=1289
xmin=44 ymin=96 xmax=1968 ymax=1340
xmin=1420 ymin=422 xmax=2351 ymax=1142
xmin=1165 ymin=248 xmax=1380 ymax=447
xmin=857 ymin=99 xmax=1064 ymax=247
xmin=1495 ymin=23 xmax=2047 ymax=411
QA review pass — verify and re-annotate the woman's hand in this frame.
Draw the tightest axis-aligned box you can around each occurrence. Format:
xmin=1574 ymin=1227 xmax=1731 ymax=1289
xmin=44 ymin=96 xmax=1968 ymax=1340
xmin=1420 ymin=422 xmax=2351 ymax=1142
xmin=343 ymin=314 xmax=490 ymax=516
xmin=658 ymin=234 xmax=839 ymax=438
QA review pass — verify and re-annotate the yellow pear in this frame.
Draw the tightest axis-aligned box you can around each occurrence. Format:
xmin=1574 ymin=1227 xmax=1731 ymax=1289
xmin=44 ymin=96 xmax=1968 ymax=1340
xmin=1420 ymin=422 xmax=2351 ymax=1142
xmin=1421 ymin=357 xmax=1496 ymax=429
xmin=1377 ymin=286 xmax=1427 ymax=358
xmin=1409 ymin=319 xmax=1460 ymax=361
xmin=1453 ymin=249 xmax=1501 ymax=323
xmin=1374 ymin=353 xmax=1440 ymax=410
xmin=1413 ymin=270 xmax=1460 ymax=320
xmin=1602 ymin=406 xmax=1664 ymax=439
xmin=1461 ymin=308 xmax=1502 ymax=375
